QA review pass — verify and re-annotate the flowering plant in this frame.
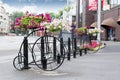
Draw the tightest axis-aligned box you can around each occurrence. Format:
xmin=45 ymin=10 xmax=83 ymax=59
xmin=88 ymin=28 xmax=100 ymax=35
xmin=42 ymin=19 xmax=71 ymax=33
xmin=49 ymin=19 xmax=63 ymax=32
xmin=74 ymin=27 xmax=87 ymax=35
xmin=14 ymin=11 xmax=51 ymax=30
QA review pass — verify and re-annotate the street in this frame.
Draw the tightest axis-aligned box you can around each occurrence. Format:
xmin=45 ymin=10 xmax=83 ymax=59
xmin=0 ymin=36 xmax=120 ymax=80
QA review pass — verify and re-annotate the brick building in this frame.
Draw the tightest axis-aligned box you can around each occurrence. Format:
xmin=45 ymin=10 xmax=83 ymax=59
xmin=84 ymin=0 xmax=120 ymax=41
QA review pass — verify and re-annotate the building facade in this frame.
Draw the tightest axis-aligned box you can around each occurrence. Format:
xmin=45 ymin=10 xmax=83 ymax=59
xmin=63 ymin=0 xmax=83 ymax=26
xmin=85 ymin=0 xmax=120 ymax=41
xmin=0 ymin=0 xmax=10 ymax=35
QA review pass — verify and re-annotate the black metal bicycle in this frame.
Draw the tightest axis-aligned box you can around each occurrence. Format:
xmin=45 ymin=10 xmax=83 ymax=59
xmin=13 ymin=28 xmax=66 ymax=71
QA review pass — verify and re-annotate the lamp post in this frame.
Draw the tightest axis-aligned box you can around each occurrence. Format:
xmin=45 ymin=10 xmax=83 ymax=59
xmin=97 ymin=0 xmax=101 ymax=42
xmin=76 ymin=0 xmax=80 ymax=28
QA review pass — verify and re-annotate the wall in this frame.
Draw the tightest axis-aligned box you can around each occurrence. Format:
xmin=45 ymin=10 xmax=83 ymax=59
xmin=86 ymin=5 xmax=120 ymax=40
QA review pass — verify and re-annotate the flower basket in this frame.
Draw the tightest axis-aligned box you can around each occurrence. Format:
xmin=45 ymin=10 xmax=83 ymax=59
xmin=88 ymin=28 xmax=100 ymax=35
xmin=74 ymin=27 xmax=87 ymax=36
xmin=52 ymin=31 xmax=60 ymax=35
xmin=48 ymin=31 xmax=60 ymax=38
xmin=14 ymin=11 xmax=51 ymax=31
xmin=89 ymin=34 xmax=97 ymax=40
xmin=78 ymin=33 xmax=85 ymax=36
xmin=28 ymin=26 xmax=38 ymax=29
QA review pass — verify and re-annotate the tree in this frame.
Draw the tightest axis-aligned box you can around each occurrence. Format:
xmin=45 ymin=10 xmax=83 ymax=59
xmin=49 ymin=12 xmax=56 ymax=19
xmin=11 ymin=11 xmax=24 ymax=22
xmin=58 ymin=10 xmax=63 ymax=17
xmin=64 ymin=6 xmax=72 ymax=12
xmin=10 ymin=11 xmax=24 ymax=35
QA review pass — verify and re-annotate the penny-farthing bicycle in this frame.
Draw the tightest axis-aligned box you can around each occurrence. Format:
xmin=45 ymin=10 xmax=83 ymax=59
xmin=13 ymin=28 xmax=66 ymax=71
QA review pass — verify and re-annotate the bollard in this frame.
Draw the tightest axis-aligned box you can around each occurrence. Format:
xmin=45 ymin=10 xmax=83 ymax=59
xmin=41 ymin=37 xmax=44 ymax=60
xmin=57 ymin=54 xmax=61 ymax=64
xmin=41 ymin=56 xmax=47 ymax=70
xmin=71 ymin=27 xmax=74 ymax=51
xmin=60 ymin=38 xmax=63 ymax=57
xmin=53 ymin=37 xmax=56 ymax=60
xmin=79 ymin=49 xmax=82 ymax=56
xmin=67 ymin=38 xmax=71 ymax=60
xmin=84 ymin=48 xmax=87 ymax=54
xmin=23 ymin=37 xmax=30 ymax=69
xmin=73 ymin=38 xmax=76 ymax=58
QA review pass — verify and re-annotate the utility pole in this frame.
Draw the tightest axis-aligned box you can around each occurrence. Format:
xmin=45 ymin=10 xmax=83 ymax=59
xmin=97 ymin=0 xmax=101 ymax=42
xmin=82 ymin=0 xmax=86 ymax=27
xmin=76 ymin=0 xmax=80 ymax=28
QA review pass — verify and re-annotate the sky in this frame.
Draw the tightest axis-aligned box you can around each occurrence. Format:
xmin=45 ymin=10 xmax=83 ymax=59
xmin=1 ymin=0 xmax=67 ymax=14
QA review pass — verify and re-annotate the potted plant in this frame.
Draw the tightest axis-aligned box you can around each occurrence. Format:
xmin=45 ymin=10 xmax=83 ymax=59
xmin=43 ymin=19 xmax=71 ymax=36
xmin=74 ymin=27 xmax=87 ymax=36
xmin=14 ymin=11 xmax=51 ymax=31
xmin=88 ymin=28 xmax=100 ymax=36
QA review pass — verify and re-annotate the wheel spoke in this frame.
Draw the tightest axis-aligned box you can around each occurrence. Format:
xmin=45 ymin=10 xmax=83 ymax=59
xmin=32 ymin=35 xmax=65 ymax=71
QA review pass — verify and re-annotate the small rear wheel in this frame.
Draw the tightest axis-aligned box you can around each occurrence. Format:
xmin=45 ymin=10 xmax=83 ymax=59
xmin=13 ymin=56 xmax=26 ymax=71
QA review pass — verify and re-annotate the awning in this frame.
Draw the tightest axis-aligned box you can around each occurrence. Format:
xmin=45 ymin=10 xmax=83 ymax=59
xmin=117 ymin=18 xmax=120 ymax=25
xmin=90 ymin=22 xmax=97 ymax=28
xmin=101 ymin=18 xmax=116 ymax=28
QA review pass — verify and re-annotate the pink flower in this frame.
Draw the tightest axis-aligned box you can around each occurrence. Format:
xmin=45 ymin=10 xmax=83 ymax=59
xmin=40 ymin=13 xmax=44 ymax=18
xmin=89 ymin=41 xmax=99 ymax=48
xmin=36 ymin=14 xmax=41 ymax=18
xmin=44 ymin=13 xmax=52 ymax=22
xmin=39 ymin=26 xmax=44 ymax=31
xmin=31 ymin=19 xmax=35 ymax=25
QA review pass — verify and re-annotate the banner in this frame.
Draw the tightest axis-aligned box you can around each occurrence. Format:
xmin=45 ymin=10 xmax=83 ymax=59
xmin=102 ymin=0 xmax=110 ymax=10
xmin=88 ymin=0 xmax=110 ymax=11
xmin=88 ymin=0 xmax=98 ymax=10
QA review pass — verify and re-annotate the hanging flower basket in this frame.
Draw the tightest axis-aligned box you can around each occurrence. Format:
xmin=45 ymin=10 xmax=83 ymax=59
xmin=74 ymin=27 xmax=87 ymax=36
xmin=52 ymin=31 xmax=60 ymax=35
xmin=43 ymin=19 xmax=71 ymax=36
xmin=14 ymin=11 xmax=51 ymax=31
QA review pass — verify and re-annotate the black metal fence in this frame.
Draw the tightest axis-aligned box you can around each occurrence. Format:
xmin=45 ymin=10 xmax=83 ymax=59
xmin=13 ymin=29 xmax=92 ymax=71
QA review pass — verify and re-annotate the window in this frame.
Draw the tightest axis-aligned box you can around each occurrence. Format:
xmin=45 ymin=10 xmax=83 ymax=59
xmin=0 ymin=16 xmax=2 ymax=19
xmin=4 ymin=18 xmax=6 ymax=20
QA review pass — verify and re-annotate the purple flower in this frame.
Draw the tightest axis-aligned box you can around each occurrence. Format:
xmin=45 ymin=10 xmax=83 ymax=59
xmin=28 ymin=26 xmax=33 ymax=29
xmin=11 ymin=26 xmax=14 ymax=30
xmin=29 ymin=14 xmax=31 ymax=16
xmin=31 ymin=14 xmax=34 ymax=16
xmin=39 ymin=26 xmax=44 ymax=31
xmin=45 ymin=13 xmax=51 ymax=22
xmin=40 ymin=13 xmax=44 ymax=18
xmin=31 ymin=19 xmax=35 ymax=25
xmin=36 ymin=14 xmax=40 ymax=18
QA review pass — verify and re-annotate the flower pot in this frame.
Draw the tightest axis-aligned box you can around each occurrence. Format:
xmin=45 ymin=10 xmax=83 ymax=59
xmin=92 ymin=33 xmax=97 ymax=36
xmin=49 ymin=31 xmax=60 ymax=37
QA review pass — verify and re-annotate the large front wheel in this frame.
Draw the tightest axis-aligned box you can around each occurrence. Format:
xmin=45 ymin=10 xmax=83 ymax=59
xmin=31 ymin=35 xmax=65 ymax=71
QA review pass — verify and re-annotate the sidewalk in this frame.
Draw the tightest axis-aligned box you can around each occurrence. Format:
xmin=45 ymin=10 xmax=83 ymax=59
xmin=0 ymin=36 xmax=24 ymax=51
xmin=0 ymin=36 xmax=39 ymax=51
xmin=0 ymin=38 xmax=120 ymax=80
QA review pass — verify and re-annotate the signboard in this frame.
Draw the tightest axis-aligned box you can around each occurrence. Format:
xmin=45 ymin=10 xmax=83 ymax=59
xmin=102 ymin=0 xmax=110 ymax=10
xmin=88 ymin=0 xmax=110 ymax=11
xmin=88 ymin=0 xmax=98 ymax=10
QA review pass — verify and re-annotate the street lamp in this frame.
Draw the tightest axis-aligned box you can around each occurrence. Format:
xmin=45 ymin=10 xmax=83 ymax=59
xmin=97 ymin=0 xmax=101 ymax=42
xmin=76 ymin=0 xmax=80 ymax=28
